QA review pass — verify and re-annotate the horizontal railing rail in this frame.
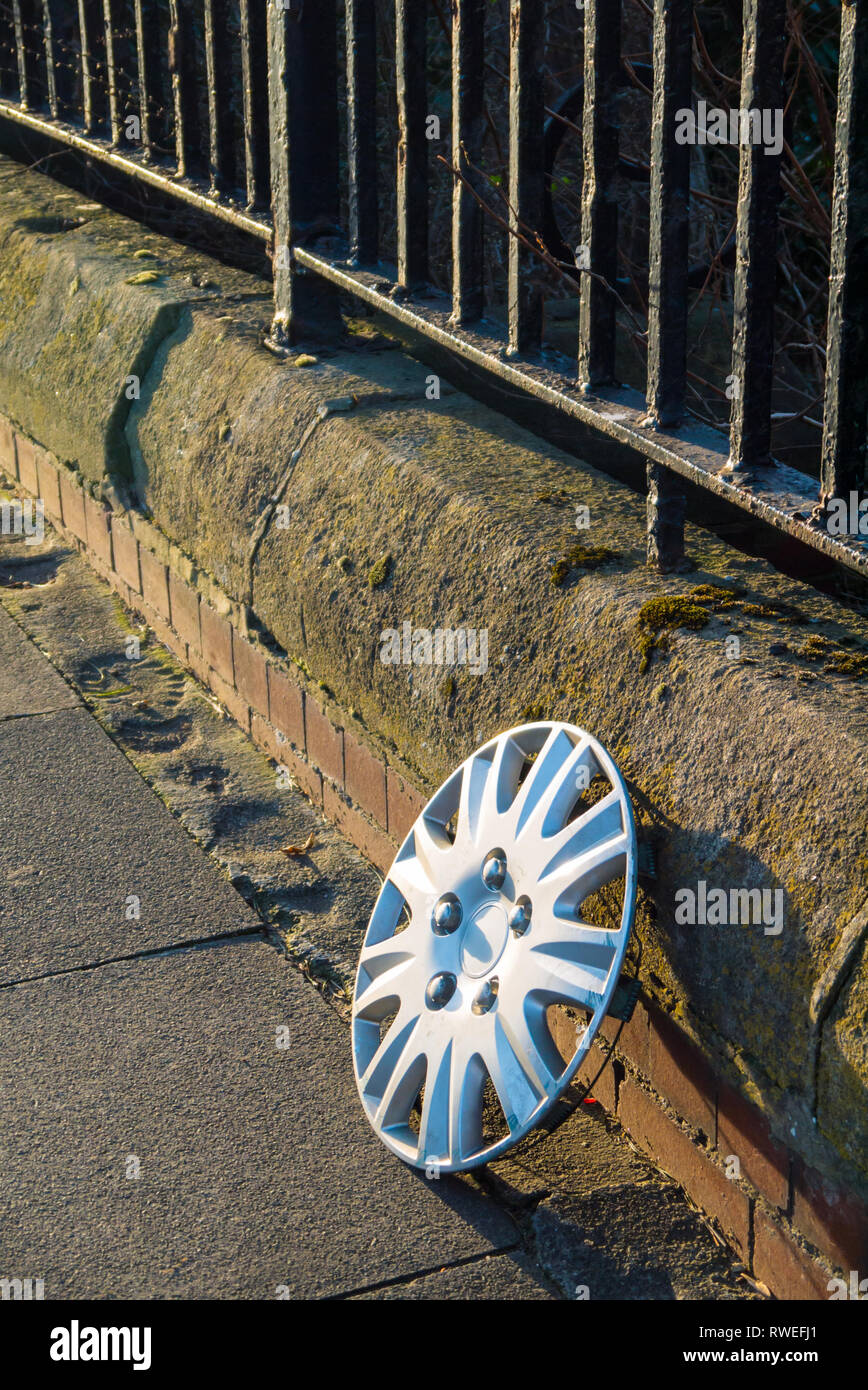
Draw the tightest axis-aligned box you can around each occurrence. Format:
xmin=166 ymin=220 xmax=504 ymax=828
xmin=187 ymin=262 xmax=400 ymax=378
xmin=0 ymin=1 xmax=866 ymax=589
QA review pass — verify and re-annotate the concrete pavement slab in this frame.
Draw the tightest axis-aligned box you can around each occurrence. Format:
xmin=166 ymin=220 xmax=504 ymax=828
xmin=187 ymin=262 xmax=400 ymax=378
xmin=0 ymin=706 xmax=256 ymax=983
xmin=0 ymin=936 xmax=518 ymax=1298
xmin=0 ymin=543 xmax=380 ymax=995
xmin=0 ymin=604 xmax=77 ymax=718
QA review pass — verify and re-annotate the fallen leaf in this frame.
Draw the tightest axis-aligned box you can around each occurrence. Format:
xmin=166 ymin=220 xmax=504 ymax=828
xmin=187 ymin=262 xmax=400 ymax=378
xmin=737 ymin=1272 xmax=771 ymax=1297
xmin=281 ymin=832 xmax=315 ymax=857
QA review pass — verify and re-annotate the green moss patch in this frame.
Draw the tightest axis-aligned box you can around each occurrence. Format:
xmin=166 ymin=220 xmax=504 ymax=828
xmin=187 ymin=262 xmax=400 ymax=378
xmin=689 ymin=583 xmax=743 ymax=610
xmin=368 ymin=552 xmax=393 ymax=589
xmin=637 ymin=594 xmax=711 ymax=673
xmin=535 ymin=489 xmax=572 ymax=507
xmin=798 ymin=633 xmax=868 ymax=678
xmin=520 ymin=700 xmax=548 ymax=721
xmin=741 ymin=600 xmax=807 ymax=624
xmin=551 ymin=541 xmax=619 ymax=588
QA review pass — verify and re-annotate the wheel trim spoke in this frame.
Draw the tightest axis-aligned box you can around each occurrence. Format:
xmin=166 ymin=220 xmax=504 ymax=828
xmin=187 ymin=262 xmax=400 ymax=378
xmin=490 ymin=733 xmax=527 ymax=814
xmin=525 ymin=939 xmax=613 ymax=1011
xmin=416 ymin=1036 xmax=454 ymax=1164
xmin=354 ymin=952 xmax=417 ymax=1016
xmin=387 ymin=843 xmax=435 ymax=913
xmin=483 ymin=1016 xmax=546 ymax=1131
xmin=495 ymin=999 xmax=563 ymax=1101
xmin=449 ymin=1048 xmax=486 ymax=1163
xmin=359 ymin=1005 xmax=419 ymax=1092
xmin=539 ymin=790 xmax=626 ymax=879
xmin=412 ymin=814 xmax=453 ymax=882
xmin=455 ymin=746 xmax=495 ymax=847
xmin=371 ymin=1017 xmax=426 ymax=1131
xmin=514 ymin=731 xmax=598 ymax=841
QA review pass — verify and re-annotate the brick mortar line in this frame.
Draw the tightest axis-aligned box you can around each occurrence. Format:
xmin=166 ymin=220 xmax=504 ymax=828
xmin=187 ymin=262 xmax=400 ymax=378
xmin=1 ymin=424 xmax=863 ymax=1300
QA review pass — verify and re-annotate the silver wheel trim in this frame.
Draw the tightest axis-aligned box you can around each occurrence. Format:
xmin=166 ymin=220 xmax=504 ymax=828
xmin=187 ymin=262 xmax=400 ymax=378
xmin=351 ymin=722 xmax=638 ymax=1173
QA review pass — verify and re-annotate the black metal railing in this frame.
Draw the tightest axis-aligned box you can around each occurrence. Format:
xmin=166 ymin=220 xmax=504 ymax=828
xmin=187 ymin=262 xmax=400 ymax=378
xmin=0 ymin=2 xmax=866 ymax=587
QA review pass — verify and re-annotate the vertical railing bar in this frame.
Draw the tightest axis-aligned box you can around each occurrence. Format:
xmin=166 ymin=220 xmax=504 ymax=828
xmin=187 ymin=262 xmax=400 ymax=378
xmin=644 ymin=0 xmax=692 ymax=572
xmin=169 ymin=0 xmax=199 ymax=178
xmin=12 ymin=1 xmax=32 ymax=108
xmin=133 ymin=0 xmax=157 ymax=157
xmin=267 ymin=0 xmax=341 ymax=348
xmin=102 ymin=0 xmax=121 ymax=144
xmin=346 ymin=0 xmax=379 ymax=265
xmin=204 ymin=0 xmax=234 ymax=194
xmin=42 ymin=0 xmax=59 ymax=118
xmin=77 ymin=0 xmax=97 ymax=131
xmin=578 ymin=0 xmax=621 ymax=388
xmin=396 ymin=0 xmax=428 ymax=290
xmin=725 ymin=0 xmax=786 ymax=473
xmin=820 ymin=1 xmax=868 ymax=502
xmin=0 ymin=3 xmax=15 ymax=97
xmin=645 ymin=0 xmax=693 ymax=428
xmin=507 ymin=0 xmax=544 ymax=354
xmin=268 ymin=0 xmax=292 ymax=345
xmin=46 ymin=0 xmax=76 ymax=117
xmin=168 ymin=0 xmax=186 ymax=174
xmin=451 ymin=0 xmax=485 ymax=325
xmin=240 ymin=0 xmax=270 ymax=209
xmin=647 ymin=462 xmax=689 ymax=573
xmin=203 ymin=0 xmax=220 ymax=187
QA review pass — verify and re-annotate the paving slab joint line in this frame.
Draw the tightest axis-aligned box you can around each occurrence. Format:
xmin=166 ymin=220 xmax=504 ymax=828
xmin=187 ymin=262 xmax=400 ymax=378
xmin=0 ymin=704 xmax=80 ymax=722
xmin=0 ymin=926 xmax=267 ymax=991
xmin=326 ymin=1242 xmax=525 ymax=1301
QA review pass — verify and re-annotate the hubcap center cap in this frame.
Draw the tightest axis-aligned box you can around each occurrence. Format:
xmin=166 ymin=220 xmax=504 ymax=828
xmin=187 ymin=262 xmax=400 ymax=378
xmin=460 ymin=903 xmax=509 ymax=979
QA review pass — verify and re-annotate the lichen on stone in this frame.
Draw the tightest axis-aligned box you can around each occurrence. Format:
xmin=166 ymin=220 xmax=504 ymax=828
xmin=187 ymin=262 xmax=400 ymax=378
xmin=439 ymin=674 xmax=455 ymax=703
xmin=520 ymin=700 xmax=547 ymax=721
xmin=368 ymin=552 xmax=392 ymax=589
xmin=125 ymin=269 xmax=161 ymax=285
